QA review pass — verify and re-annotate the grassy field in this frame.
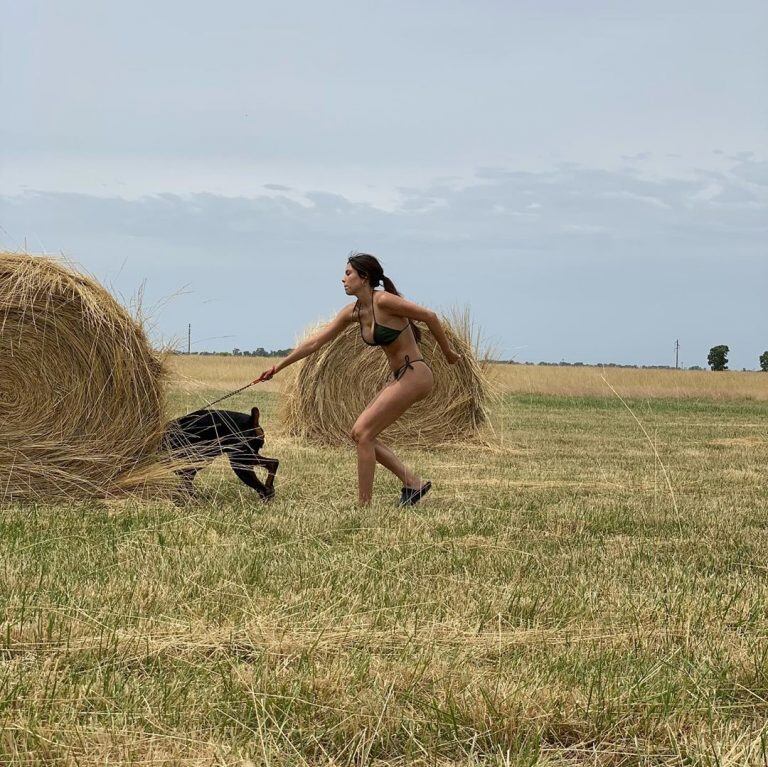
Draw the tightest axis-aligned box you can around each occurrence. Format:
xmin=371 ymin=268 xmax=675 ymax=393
xmin=2 ymin=358 xmax=767 ymax=765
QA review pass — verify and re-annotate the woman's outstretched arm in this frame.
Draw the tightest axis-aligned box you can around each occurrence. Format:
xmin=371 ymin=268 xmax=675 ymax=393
xmin=378 ymin=292 xmax=461 ymax=363
xmin=257 ymin=303 xmax=356 ymax=380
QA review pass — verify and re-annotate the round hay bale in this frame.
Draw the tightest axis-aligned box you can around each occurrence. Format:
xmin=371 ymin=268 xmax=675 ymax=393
xmin=281 ymin=311 xmax=492 ymax=447
xmin=0 ymin=252 xmax=169 ymax=502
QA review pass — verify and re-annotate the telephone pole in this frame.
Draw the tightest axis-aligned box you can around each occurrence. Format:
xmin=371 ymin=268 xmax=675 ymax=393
xmin=187 ymin=323 xmax=191 ymax=355
xmin=674 ymin=339 xmax=680 ymax=369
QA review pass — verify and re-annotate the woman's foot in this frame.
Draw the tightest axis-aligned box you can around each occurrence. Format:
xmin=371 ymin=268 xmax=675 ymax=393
xmin=398 ymin=480 xmax=432 ymax=507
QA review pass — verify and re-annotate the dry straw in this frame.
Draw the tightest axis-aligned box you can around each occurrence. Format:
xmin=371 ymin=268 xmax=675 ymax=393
xmin=281 ymin=307 xmax=494 ymax=447
xmin=0 ymin=252 xmax=170 ymax=502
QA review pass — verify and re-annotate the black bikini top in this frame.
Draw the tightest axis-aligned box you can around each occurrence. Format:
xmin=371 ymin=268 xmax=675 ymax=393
xmin=354 ymin=293 xmax=409 ymax=347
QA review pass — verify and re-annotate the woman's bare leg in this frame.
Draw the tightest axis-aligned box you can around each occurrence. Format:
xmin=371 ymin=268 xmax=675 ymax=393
xmin=373 ymin=439 xmax=422 ymax=488
xmin=351 ymin=366 xmax=433 ymax=506
xmin=356 ymin=440 xmax=377 ymax=506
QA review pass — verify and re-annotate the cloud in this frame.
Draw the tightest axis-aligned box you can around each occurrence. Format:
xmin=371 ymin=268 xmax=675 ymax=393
xmin=731 ymin=158 xmax=768 ymax=187
xmin=1 ymin=160 xmax=765 ymax=367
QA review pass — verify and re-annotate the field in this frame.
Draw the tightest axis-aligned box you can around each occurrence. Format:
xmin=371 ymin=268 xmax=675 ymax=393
xmin=2 ymin=357 xmax=767 ymax=765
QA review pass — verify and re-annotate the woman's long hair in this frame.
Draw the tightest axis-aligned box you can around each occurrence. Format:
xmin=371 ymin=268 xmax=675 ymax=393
xmin=347 ymin=252 xmax=422 ymax=342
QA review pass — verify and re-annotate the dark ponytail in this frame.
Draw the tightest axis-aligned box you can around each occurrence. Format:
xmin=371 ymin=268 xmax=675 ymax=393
xmin=347 ymin=252 xmax=422 ymax=342
xmin=381 ymin=275 xmax=398 ymax=294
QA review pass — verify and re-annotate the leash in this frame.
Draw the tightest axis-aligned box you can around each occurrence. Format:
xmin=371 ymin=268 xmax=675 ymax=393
xmin=200 ymin=374 xmax=270 ymax=409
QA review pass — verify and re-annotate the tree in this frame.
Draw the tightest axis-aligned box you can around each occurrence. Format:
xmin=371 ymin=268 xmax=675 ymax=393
xmin=707 ymin=345 xmax=729 ymax=371
xmin=760 ymin=351 xmax=768 ymax=372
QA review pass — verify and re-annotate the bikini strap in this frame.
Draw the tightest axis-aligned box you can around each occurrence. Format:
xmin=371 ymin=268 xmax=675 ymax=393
xmin=393 ymin=355 xmax=426 ymax=380
xmin=374 ymin=289 xmax=409 ymax=333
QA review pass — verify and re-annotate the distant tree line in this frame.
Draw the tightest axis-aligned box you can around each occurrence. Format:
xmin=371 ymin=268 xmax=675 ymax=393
xmin=172 ymin=348 xmax=294 ymax=357
xmin=500 ymin=361 xmax=705 ymax=370
xmin=496 ymin=346 xmax=768 ymax=371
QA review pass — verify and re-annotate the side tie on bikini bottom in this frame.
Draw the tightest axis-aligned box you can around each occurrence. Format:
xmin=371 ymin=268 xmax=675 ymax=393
xmin=393 ymin=355 xmax=427 ymax=381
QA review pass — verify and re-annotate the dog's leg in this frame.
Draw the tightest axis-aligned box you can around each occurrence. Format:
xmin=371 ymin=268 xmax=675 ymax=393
xmin=228 ymin=455 xmax=274 ymax=501
xmin=251 ymin=455 xmax=279 ymax=491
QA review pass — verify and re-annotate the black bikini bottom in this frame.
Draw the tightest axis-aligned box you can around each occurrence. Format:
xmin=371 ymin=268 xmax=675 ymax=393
xmin=392 ymin=355 xmax=430 ymax=382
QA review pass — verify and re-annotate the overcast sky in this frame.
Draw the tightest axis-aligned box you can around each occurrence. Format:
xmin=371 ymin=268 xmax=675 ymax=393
xmin=1 ymin=1 xmax=766 ymax=368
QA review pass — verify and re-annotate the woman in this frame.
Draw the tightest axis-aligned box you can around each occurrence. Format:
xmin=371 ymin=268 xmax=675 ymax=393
xmin=258 ymin=253 xmax=461 ymax=507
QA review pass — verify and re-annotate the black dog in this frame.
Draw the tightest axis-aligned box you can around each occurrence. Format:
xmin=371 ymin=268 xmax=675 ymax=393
xmin=162 ymin=406 xmax=279 ymax=502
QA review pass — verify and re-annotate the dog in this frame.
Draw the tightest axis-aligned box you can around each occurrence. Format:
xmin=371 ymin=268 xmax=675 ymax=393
xmin=162 ymin=406 xmax=279 ymax=502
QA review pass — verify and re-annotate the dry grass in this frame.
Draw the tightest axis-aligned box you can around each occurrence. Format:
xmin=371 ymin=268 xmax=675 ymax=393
xmin=3 ymin=354 xmax=766 ymax=765
xmin=167 ymin=354 xmax=285 ymax=396
xmin=0 ymin=252 xmax=170 ymax=501
xmin=487 ymin=364 xmax=768 ymax=401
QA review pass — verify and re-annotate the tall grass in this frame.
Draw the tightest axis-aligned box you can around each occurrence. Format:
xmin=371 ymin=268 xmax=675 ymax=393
xmin=170 ymin=354 xmax=768 ymax=403
xmin=487 ymin=364 xmax=768 ymax=401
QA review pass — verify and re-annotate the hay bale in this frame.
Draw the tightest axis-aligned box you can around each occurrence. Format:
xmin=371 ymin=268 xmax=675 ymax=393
xmin=0 ymin=252 xmax=169 ymax=502
xmin=281 ymin=310 xmax=491 ymax=447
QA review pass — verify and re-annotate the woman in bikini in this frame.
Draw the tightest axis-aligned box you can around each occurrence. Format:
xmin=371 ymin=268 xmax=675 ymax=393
xmin=258 ymin=252 xmax=461 ymax=507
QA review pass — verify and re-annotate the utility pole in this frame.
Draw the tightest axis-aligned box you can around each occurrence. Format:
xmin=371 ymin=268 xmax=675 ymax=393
xmin=674 ymin=339 xmax=679 ymax=369
xmin=187 ymin=323 xmax=191 ymax=355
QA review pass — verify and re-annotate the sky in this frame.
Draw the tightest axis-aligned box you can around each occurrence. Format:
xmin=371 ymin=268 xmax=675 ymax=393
xmin=1 ymin=0 xmax=766 ymax=369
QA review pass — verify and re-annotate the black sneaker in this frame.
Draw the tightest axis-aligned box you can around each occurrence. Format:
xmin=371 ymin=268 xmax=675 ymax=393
xmin=398 ymin=481 xmax=432 ymax=507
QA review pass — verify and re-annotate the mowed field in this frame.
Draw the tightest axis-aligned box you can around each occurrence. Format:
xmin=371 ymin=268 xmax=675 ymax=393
xmin=2 ymin=356 xmax=767 ymax=765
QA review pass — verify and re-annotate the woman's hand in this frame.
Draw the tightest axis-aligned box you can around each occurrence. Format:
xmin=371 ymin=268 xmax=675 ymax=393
xmin=444 ymin=348 xmax=462 ymax=365
xmin=255 ymin=365 xmax=278 ymax=383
